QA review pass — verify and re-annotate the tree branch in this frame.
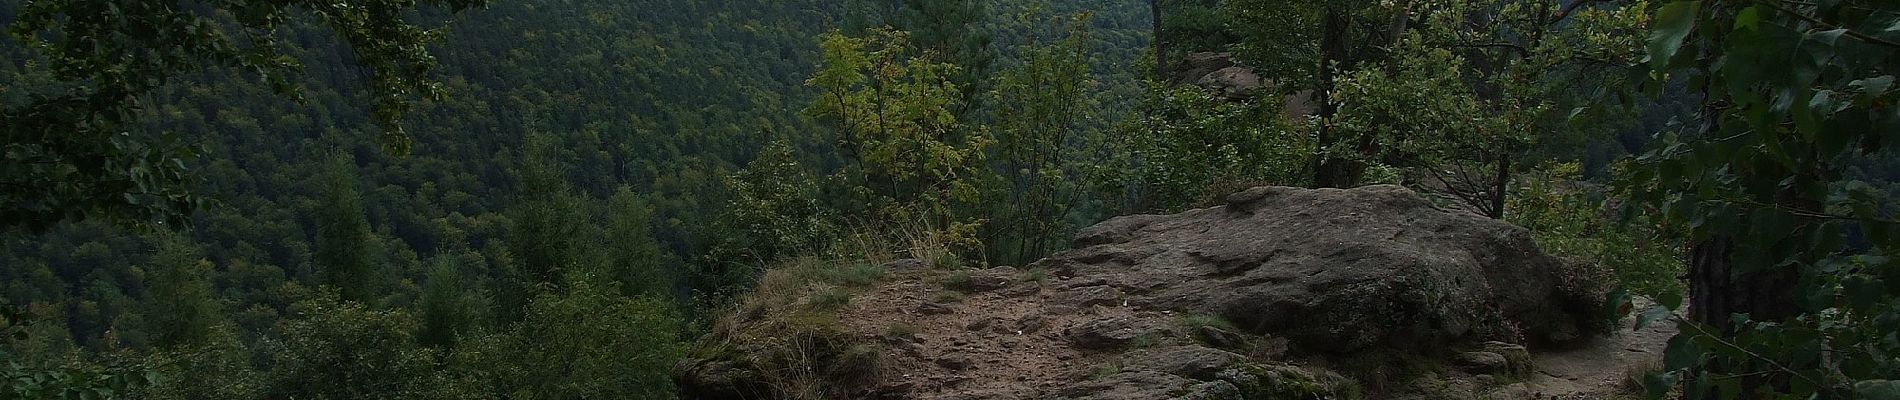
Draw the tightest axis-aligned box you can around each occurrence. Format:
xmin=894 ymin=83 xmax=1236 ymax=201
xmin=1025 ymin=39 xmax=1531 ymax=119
xmin=1766 ymin=1 xmax=1900 ymax=50
xmin=1553 ymin=0 xmax=1614 ymax=25
xmin=1674 ymin=316 xmax=1827 ymax=390
xmin=1729 ymin=198 xmax=1900 ymax=225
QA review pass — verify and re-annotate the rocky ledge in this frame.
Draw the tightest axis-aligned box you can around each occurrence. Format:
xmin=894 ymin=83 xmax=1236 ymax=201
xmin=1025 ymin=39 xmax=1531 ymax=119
xmin=677 ymin=185 xmax=1617 ymax=399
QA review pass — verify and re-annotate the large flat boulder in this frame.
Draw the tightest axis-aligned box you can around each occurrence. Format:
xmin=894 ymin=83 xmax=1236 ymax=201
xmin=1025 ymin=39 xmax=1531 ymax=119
xmin=675 ymin=185 xmax=1611 ymax=399
xmin=1046 ymin=185 xmax=1606 ymax=353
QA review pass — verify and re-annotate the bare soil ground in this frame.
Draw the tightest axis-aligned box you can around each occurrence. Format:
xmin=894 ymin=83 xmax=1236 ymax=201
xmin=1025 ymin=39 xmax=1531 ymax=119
xmin=837 ymin=268 xmax=1093 ymax=399
xmin=1507 ymin=298 xmax=1677 ymax=399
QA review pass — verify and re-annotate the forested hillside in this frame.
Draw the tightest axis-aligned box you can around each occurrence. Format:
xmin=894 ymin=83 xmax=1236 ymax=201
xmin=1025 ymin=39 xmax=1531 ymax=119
xmin=0 ymin=0 xmax=1153 ymax=397
xmin=5 ymin=0 xmax=1900 ymax=399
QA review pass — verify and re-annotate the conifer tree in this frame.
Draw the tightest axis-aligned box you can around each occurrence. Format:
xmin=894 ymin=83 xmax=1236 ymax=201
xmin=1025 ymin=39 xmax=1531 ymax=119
xmin=315 ymin=154 xmax=376 ymax=303
xmin=143 ymin=233 xmax=223 ymax=349
xmin=601 ymin=187 xmax=673 ymax=299
xmin=499 ymin=134 xmax=591 ymax=321
xmin=898 ymin=0 xmax=995 ymax=110
xmin=417 ymin=256 xmax=469 ymax=348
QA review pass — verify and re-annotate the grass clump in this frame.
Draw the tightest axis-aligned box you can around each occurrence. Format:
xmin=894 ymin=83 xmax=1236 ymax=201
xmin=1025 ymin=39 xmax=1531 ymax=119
xmin=823 ymin=263 xmax=886 ymax=288
xmin=1019 ymin=267 xmax=1049 ymax=283
xmin=885 ymin=322 xmax=920 ymax=339
xmin=680 ymin=223 xmax=961 ymax=400
xmin=1130 ymin=332 xmax=1163 ymax=348
xmin=1221 ymin=364 xmax=1362 ymax=400
xmin=1090 ymin=361 xmax=1124 ymax=380
xmin=808 ymin=287 xmax=852 ymax=310
xmin=931 ymin=251 xmax=965 ymax=269
xmin=931 ymin=291 xmax=965 ymax=304
xmin=938 ymin=270 xmax=975 ymax=290
xmin=1179 ymin=313 xmax=1239 ymax=332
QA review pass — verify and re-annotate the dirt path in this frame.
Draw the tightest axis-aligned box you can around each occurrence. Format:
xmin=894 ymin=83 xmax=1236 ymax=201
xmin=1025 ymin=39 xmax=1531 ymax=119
xmin=1512 ymin=298 xmax=1677 ymax=399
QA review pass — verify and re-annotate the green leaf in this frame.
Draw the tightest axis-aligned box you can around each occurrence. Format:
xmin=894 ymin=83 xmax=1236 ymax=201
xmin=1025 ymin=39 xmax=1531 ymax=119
xmin=1844 ymin=275 xmax=1884 ymax=313
xmin=1734 ymin=6 xmax=1761 ymax=31
xmin=1657 ymin=290 xmax=1684 ymax=310
xmin=1604 ymin=287 xmax=1633 ymax=318
xmin=1663 ymin=331 xmax=1703 ymax=369
xmin=1648 ymin=1 xmax=1702 ymax=71
xmin=1859 ymin=380 xmax=1900 ymax=400
xmin=1644 ymin=370 xmax=1682 ymax=400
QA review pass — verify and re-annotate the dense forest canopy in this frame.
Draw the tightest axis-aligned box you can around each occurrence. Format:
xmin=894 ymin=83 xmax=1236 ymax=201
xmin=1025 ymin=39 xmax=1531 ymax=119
xmin=2 ymin=0 xmax=1898 ymax=399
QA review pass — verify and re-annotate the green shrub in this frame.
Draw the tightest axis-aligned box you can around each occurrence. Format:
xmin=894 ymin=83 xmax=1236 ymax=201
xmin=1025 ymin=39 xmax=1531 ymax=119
xmin=453 ymin=281 xmax=682 ymax=400
xmin=1509 ymin=164 xmax=1684 ymax=300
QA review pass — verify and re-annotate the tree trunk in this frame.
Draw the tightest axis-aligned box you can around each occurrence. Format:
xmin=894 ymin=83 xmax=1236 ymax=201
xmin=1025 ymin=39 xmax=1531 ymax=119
xmin=1685 ymin=12 xmax=1805 ymax=389
xmin=1150 ymin=0 xmax=1166 ymax=80
xmin=1312 ymin=7 xmax=1354 ymax=188
xmin=1687 ymin=237 xmax=1798 ymax=332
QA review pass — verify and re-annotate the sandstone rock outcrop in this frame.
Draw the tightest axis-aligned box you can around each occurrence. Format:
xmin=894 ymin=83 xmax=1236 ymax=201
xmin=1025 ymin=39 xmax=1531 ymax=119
xmin=1171 ymin=52 xmax=1315 ymax=117
xmin=1046 ymin=185 xmax=1606 ymax=353
xmin=1174 ymin=52 xmax=1262 ymax=100
xmin=676 ymin=185 xmax=1612 ymax=399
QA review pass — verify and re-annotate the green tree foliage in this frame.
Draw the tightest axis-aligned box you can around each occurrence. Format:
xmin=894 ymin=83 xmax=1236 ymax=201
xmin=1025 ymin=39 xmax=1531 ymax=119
xmin=1341 ymin=0 xmax=1647 ymax=217
xmin=1155 ymin=0 xmax=1237 ymax=61
xmin=1111 ymin=86 xmax=1306 ymax=212
xmin=1 ymin=356 xmax=156 ymax=400
xmin=315 ymin=154 xmax=376 ymax=302
xmin=1510 ymin=163 xmax=1684 ymax=300
xmin=457 ymin=281 xmax=681 ymax=399
xmin=805 ymin=28 xmax=994 ymax=231
xmin=988 ymin=13 xmax=1096 ymax=264
xmin=1215 ymin=0 xmax=1649 ymax=204
xmin=599 ymin=187 xmax=676 ymax=299
xmin=897 ymin=0 xmax=997 ymax=109
xmin=142 ymin=233 xmax=222 ymax=349
xmin=139 ymin=335 xmax=265 ymax=400
xmin=1220 ymin=0 xmax=1393 ymax=188
xmin=417 ymin=255 xmax=472 ymax=348
xmin=1624 ymin=1 xmax=1900 ymax=398
xmin=264 ymin=296 xmax=442 ymax=400
xmin=715 ymin=140 xmax=838 ymax=276
xmin=499 ymin=133 xmax=592 ymax=321
xmin=0 ymin=0 xmax=483 ymax=230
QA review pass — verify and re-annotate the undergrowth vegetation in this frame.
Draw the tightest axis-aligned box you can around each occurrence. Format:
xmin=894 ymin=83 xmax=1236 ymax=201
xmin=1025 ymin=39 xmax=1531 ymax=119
xmin=1509 ymin=163 xmax=1686 ymax=301
xmin=683 ymin=224 xmax=957 ymax=399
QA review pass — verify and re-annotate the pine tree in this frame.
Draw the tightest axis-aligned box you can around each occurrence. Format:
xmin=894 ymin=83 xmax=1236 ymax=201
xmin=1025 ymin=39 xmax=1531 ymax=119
xmin=315 ymin=154 xmax=376 ymax=303
xmin=601 ymin=188 xmax=673 ymax=299
xmin=897 ymin=0 xmax=995 ymax=110
xmin=417 ymin=256 xmax=468 ymax=348
xmin=144 ymin=233 xmax=222 ymax=349
xmin=500 ymin=134 xmax=591 ymax=321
